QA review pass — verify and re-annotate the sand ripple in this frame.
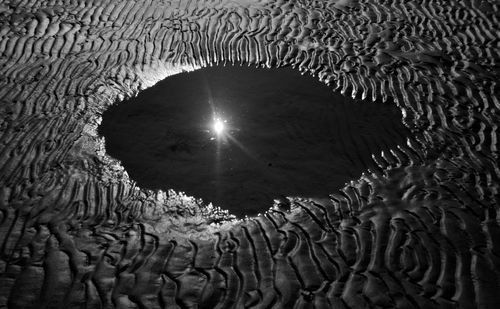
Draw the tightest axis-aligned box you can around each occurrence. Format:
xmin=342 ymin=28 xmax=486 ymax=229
xmin=0 ymin=0 xmax=499 ymax=308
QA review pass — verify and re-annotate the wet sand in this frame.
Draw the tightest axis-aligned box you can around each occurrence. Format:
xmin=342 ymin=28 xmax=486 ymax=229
xmin=1 ymin=0 xmax=499 ymax=308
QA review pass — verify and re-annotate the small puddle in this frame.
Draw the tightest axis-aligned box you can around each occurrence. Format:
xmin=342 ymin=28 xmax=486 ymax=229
xmin=99 ymin=65 xmax=410 ymax=218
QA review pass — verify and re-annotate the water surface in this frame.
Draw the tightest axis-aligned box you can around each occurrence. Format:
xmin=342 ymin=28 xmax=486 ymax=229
xmin=99 ymin=65 xmax=409 ymax=217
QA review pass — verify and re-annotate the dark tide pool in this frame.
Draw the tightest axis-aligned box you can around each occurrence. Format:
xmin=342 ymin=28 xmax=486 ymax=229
xmin=99 ymin=65 xmax=410 ymax=218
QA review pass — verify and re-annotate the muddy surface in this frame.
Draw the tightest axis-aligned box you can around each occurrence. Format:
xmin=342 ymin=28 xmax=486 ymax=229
xmin=0 ymin=0 xmax=499 ymax=308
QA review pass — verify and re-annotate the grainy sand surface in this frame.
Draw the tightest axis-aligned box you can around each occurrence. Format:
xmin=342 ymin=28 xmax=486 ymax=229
xmin=0 ymin=0 xmax=499 ymax=308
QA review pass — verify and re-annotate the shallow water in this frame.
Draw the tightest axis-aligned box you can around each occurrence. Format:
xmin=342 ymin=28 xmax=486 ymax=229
xmin=100 ymin=65 xmax=409 ymax=217
xmin=1 ymin=0 xmax=499 ymax=308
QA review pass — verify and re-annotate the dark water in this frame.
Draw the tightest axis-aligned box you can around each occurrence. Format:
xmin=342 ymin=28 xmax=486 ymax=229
xmin=99 ymin=65 xmax=409 ymax=217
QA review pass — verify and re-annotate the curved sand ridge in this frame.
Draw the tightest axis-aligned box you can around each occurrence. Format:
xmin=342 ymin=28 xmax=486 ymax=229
xmin=0 ymin=0 xmax=499 ymax=308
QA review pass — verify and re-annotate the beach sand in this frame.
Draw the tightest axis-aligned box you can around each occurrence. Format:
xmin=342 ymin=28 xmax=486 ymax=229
xmin=0 ymin=0 xmax=498 ymax=308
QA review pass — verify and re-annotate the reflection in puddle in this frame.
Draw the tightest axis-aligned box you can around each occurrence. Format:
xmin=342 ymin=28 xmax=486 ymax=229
xmin=99 ymin=65 xmax=410 ymax=217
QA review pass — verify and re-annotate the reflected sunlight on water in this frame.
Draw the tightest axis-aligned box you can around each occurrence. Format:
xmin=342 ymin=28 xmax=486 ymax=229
xmin=99 ymin=65 xmax=410 ymax=217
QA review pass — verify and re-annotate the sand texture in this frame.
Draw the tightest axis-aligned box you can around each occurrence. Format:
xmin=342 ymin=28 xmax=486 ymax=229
xmin=0 ymin=0 xmax=499 ymax=308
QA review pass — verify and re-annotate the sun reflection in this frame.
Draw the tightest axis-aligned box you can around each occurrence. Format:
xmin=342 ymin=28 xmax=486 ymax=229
xmin=209 ymin=114 xmax=256 ymax=160
xmin=213 ymin=118 xmax=225 ymax=135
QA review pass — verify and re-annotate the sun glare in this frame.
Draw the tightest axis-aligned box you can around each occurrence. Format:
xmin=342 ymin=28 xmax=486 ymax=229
xmin=214 ymin=118 xmax=225 ymax=135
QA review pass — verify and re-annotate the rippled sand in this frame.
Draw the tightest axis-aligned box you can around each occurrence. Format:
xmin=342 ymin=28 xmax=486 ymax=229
xmin=0 ymin=0 xmax=499 ymax=308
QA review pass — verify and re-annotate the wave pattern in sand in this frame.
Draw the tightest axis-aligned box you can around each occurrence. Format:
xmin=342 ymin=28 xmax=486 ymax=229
xmin=0 ymin=0 xmax=499 ymax=308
